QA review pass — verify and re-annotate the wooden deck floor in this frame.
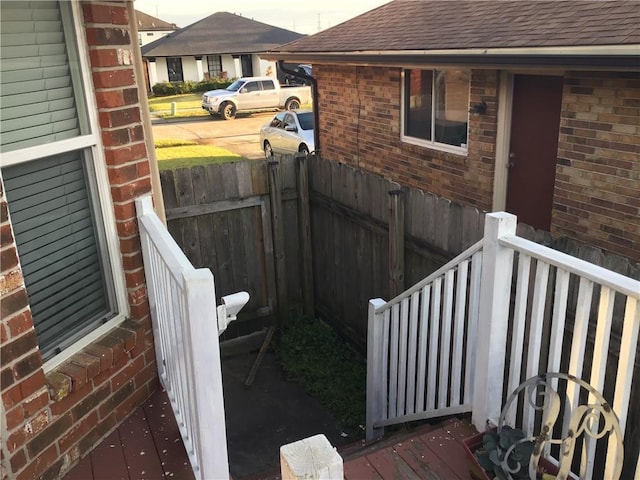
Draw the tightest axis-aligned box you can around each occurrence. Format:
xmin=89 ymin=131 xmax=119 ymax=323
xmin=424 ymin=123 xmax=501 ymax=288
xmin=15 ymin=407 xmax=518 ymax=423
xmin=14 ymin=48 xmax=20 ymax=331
xmin=64 ymin=388 xmax=478 ymax=480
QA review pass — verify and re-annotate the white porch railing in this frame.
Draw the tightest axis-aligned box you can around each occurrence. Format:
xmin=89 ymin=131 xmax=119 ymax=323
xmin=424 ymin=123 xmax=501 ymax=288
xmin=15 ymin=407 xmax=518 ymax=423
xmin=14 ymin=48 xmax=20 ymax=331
xmin=136 ymin=196 xmax=230 ymax=480
xmin=367 ymin=212 xmax=640 ymax=478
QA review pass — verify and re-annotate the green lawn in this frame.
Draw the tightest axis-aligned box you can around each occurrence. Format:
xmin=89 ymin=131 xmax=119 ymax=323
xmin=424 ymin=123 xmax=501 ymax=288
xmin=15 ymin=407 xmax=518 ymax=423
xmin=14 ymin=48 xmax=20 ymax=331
xmin=148 ymin=93 xmax=202 ymax=112
xmin=155 ymin=139 xmax=244 ymax=170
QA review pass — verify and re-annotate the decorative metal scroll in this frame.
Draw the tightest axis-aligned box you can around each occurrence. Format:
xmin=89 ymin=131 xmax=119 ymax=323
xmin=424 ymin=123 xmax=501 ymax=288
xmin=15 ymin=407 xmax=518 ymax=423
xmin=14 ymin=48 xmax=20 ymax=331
xmin=497 ymin=372 xmax=623 ymax=480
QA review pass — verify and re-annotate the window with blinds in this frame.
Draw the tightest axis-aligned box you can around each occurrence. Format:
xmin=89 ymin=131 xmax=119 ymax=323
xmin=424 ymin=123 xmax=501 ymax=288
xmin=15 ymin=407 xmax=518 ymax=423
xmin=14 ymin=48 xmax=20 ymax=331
xmin=1 ymin=1 xmax=117 ymax=360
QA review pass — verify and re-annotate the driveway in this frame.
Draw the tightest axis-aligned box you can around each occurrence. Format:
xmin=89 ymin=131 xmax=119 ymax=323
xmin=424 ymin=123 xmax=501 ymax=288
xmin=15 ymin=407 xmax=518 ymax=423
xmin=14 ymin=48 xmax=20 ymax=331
xmin=151 ymin=112 xmax=274 ymax=160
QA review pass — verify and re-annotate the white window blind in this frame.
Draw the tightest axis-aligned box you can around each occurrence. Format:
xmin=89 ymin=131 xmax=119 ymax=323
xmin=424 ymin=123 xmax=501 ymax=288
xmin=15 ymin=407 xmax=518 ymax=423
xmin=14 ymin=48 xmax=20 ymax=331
xmin=1 ymin=1 xmax=117 ymax=361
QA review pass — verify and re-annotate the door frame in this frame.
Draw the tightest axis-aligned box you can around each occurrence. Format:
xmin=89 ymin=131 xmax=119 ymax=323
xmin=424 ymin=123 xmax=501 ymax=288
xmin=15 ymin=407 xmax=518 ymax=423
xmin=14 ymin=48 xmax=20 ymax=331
xmin=492 ymin=70 xmax=565 ymax=213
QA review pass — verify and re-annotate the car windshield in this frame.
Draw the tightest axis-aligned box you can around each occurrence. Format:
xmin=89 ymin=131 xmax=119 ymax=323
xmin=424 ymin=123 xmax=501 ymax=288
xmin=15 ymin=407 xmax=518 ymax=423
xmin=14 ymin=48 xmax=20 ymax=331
xmin=226 ymin=80 xmax=244 ymax=92
xmin=297 ymin=112 xmax=314 ymax=130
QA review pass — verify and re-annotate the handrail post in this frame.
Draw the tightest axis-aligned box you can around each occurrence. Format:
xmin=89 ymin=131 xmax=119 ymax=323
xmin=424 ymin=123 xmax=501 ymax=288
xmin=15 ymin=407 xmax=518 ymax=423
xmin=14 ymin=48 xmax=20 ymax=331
xmin=366 ymin=298 xmax=387 ymax=441
xmin=185 ymin=269 xmax=229 ymax=480
xmin=472 ymin=212 xmax=517 ymax=430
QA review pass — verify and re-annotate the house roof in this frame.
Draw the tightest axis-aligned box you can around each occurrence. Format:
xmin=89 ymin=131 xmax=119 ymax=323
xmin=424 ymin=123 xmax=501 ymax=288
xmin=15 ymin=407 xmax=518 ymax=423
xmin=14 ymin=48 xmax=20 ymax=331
xmin=135 ymin=10 xmax=177 ymax=31
xmin=264 ymin=0 xmax=640 ymax=68
xmin=141 ymin=12 xmax=305 ymax=57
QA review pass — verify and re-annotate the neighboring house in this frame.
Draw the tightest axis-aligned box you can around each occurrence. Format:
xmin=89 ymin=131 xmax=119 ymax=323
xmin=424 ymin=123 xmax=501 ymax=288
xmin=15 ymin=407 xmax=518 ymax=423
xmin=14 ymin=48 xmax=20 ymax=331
xmin=141 ymin=12 xmax=304 ymax=87
xmin=135 ymin=9 xmax=177 ymax=47
xmin=1 ymin=1 xmax=165 ymax=478
xmin=264 ymin=0 xmax=640 ymax=263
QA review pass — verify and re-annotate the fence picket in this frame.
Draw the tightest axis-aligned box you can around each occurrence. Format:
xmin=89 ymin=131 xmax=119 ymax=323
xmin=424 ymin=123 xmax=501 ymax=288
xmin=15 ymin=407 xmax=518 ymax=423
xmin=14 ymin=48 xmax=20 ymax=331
xmin=407 ymin=292 xmax=420 ymax=414
xmin=397 ymin=298 xmax=409 ymax=416
xmin=389 ymin=303 xmax=400 ymax=417
xmin=451 ymin=260 xmax=468 ymax=405
xmin=438 ymin=270 xmax=455 ymax=408
xmin=416 ymin=285 xmax=431 ymax=412
xmin=427 ymin=277 xmax=442 ymax=410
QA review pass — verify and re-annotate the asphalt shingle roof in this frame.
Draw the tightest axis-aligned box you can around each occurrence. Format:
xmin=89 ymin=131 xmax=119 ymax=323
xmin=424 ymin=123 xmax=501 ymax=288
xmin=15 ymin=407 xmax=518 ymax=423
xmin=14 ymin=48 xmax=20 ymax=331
xmin=141 ymin=12 xmax=305 ymax=57
xmin=135 ymin=10 xmax=177 ymax=31
xmin=271 ymin=0 xmax=640 ymax=53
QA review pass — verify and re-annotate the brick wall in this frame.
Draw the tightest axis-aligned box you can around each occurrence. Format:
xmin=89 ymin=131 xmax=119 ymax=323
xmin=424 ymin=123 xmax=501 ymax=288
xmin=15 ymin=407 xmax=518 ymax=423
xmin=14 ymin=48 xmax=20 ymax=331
xmin=554 ymin=71 xmax=640 ymax=263
xmin=0 ymin=2 xmax=158 ymax=479
xmin=316 ymin=65 xmax=498 ymax=211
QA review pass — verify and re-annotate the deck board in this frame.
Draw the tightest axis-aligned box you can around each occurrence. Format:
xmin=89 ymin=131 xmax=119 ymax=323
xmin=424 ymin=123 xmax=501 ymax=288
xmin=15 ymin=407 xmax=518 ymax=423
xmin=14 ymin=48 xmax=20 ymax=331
xmin=63 ymin=387 xmax=479 ymax=480
xmin=118 ymin=407 xmax=167 ymax=479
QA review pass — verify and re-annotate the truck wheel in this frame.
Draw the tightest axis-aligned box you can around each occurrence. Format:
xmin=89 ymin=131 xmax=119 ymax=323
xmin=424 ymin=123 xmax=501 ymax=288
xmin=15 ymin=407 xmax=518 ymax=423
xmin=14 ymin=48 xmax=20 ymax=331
xmin=221 ymin=103 xmax=236 ymax=120
xmin=285 ymin=98 xmax=300 ymax=110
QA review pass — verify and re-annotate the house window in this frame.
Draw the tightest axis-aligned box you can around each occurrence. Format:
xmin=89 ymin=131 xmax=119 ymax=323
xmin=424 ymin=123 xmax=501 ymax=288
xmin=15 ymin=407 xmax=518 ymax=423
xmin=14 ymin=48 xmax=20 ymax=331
xmin=402 ymin=69 xmax=470 ymax=152
xmin=167 ymin=57 xmax=183 ymax=82
xmin=0 ymin=1 xmax=123 ymax=363
xmin=207 ymin=55 xmax=222 ymax=78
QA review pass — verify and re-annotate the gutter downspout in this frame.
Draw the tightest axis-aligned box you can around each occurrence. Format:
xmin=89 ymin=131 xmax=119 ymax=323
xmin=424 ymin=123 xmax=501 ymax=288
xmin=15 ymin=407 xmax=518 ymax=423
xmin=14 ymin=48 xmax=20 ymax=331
xmin=278 ymin=60 xmax=320 ymax=157
xmin=127 ymin=1 xmax=166 ymax=224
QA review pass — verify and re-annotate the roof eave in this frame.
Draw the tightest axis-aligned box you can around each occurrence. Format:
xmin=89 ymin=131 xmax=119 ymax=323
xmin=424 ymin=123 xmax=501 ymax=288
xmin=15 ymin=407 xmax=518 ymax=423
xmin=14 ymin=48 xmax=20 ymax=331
xmin=262 ymin=45 xmax=640 ymax=70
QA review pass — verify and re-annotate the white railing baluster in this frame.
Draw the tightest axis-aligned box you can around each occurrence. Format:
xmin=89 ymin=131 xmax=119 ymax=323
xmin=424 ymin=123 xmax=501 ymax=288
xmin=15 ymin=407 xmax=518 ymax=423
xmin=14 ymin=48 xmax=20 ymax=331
xmin=451 ymin=261 xmax=468 ymax=405
xmin=438 ymin=270 xmax=455 ymax=408
xmin=465 ymin=251 xmax=482 ymax=405
xmin=407 ymin=291 xmax=420 ymax=415
xmin=416 ymin=285 xmax=431 ymax=412
xmin=397 ymin=298 xmax=409 ymax=416
xmin=389 ymin=303 xmax=400 ymax=417
xmin=547 ymin=269 xmax=570 ymax=375
xmin=506 ymin=253 xmax=531 ymax=426
xmin=427 ymin=277 xmax=442 ymax=410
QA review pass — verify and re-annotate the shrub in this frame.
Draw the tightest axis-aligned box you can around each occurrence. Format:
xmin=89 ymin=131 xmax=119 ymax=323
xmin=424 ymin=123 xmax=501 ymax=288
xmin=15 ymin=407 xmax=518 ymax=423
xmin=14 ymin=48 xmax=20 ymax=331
xmin=151 ymin=78 xmax=234 ymax=96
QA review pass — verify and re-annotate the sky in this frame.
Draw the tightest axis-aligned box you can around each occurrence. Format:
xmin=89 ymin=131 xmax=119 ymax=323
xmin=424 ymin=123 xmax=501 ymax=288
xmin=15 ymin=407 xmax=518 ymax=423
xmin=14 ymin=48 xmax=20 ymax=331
xmin=134 ymin=0 xmax=391 ymax=35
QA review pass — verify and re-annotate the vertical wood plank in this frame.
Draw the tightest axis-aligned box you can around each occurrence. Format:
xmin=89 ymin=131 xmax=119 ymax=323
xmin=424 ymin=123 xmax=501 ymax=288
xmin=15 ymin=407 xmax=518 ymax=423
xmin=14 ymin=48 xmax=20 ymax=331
xmin=366 ymin=298 xmax=387 ymax=441
xmin=389 ymin=303 xmax=400 ymax=418
xmin=268 ymin=160 xmax=289 ymax=324
xmin=397 ymin=297 xmax=409 ymax=417
xmin=547 ymin=269 xmax=570 ymax=374
xmin=297 ymin=155 xmax=314 ymax=316
xmin=465 ymin=250 xmax=482 ymax=404
xmin=389 ymin=190 xmax=405 ymax=298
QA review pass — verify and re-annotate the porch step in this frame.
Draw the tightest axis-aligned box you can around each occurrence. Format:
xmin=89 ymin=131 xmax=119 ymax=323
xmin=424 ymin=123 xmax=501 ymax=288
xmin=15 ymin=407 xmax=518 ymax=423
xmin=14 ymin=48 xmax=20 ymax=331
xmin=242 ymin=417 xmax=478 ymax=480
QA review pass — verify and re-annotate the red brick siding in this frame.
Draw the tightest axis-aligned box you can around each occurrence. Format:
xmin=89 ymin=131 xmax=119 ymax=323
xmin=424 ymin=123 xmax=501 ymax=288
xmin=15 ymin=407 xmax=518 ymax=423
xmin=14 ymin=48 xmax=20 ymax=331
xmin=553 ymin=71 xmax=640 ymax=263
xmin=316 ymin=65 xmax=497 ymax=211
xmin=1 ymin=2 xmax=159 ymax=479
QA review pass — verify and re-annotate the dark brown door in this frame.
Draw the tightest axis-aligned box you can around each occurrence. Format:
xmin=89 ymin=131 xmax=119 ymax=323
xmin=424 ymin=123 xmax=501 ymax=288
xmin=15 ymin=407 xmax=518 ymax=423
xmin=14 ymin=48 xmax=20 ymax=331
xmin=505 ymin=75 xmax=563 ymax=231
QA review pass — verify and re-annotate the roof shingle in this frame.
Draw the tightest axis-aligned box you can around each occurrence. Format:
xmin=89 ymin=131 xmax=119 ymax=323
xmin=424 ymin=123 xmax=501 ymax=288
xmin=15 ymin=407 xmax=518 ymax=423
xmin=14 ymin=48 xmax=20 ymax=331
xmin=141 ymin=12 xmax=304 ymax=57
xmin=271 ymin=0 xmax=640 ymax=53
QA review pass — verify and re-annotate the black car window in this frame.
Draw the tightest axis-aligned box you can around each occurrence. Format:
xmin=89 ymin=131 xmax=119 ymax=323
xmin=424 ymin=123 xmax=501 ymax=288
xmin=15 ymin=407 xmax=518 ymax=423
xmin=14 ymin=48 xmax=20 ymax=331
xmin=270 ymin=113 xmax=285 ymax=128
xmin=261 ymin=80 xmax=275 ymax=90
xmin=297 ymin=112 xmax=314 ymax=130
xmin=243 ymin=82 xmax=260 ymax=93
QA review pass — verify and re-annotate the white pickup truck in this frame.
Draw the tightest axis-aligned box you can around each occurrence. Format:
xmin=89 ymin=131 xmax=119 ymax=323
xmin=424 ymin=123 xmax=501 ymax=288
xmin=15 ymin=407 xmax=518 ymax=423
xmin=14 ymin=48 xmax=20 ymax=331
xmin=201 ymin=76 xmax=312 ymax=120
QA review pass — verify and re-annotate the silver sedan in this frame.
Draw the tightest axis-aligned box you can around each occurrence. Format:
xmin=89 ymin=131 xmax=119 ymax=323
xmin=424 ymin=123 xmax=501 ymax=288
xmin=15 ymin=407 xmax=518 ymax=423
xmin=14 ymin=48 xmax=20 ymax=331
xmin=259 ymin=110 xmax=314 ymax=159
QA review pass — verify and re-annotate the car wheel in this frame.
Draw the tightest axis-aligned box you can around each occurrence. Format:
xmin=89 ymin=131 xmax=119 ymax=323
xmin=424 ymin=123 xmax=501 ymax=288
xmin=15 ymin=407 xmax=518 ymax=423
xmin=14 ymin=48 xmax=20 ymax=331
xmin=221 ymin=103 xmax=236 ymax=120
xmin=264 ymin=141 xmax=274 ymax=159
xmin=299 ymin=144 xmax=309 ymax=155
xmin=285 ymin=98 xmax=300 ymax=110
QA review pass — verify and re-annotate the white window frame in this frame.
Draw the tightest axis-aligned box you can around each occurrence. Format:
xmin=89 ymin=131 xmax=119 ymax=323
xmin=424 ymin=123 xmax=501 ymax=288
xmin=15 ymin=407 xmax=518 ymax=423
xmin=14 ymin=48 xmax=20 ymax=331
xmin=0 ymin=1 xmax=129 ymax=371
xmin=400 ymin=68 xmax=470 ymax=156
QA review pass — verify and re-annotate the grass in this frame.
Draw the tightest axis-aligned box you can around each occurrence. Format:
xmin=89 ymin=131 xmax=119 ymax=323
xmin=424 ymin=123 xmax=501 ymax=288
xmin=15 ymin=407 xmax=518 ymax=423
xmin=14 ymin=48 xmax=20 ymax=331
xmin=155 ymin=139 xmax=244 ymax=170
xmin=278 ymin=316 xmax=367 ymax=437
xmin=148 ymin=93 xmax=202 ymax=112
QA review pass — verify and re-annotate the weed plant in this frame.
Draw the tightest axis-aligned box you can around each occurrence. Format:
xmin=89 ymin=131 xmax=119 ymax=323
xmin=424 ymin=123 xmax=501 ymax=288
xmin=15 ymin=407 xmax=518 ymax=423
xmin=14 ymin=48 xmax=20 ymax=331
xmin=278 ymin=316 xmax=367 ymax=437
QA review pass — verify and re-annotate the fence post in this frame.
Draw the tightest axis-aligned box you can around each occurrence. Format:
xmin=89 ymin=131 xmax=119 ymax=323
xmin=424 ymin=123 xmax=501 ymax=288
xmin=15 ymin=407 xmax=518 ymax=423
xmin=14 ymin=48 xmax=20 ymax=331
xmin=389 ymin=190 xmax=405 ymax=298
xmin=296 ymin=154 xmax=314 ymax=317
xmin=268 ymin=160 xmax=289 ymax=324
xmin=366 ymin=298 xmax=387 ymax=441
xmin=472 ymin=212 xmax=517 ymax=431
